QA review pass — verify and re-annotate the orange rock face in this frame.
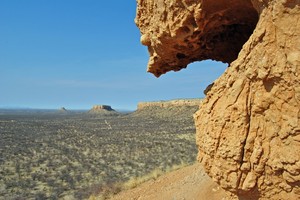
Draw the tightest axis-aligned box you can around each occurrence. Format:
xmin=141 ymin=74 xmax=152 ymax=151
xmin=136 ymin=0 xmax=300 ymax=199
xmin=135 ymin=0 xmax=258 ymax=77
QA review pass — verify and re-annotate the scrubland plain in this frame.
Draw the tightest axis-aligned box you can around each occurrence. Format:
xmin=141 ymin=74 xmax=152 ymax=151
xmin=0 ymin=106 xmax=197 ymax=199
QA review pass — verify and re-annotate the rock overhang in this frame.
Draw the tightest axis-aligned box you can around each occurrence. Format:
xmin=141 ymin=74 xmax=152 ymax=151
xmin=135 ymin=0 xmax=259 ymax=77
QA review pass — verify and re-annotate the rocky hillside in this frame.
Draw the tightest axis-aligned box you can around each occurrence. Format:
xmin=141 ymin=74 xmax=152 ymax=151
xmin=135 ymin=0 xmax=300 ymax=199
xmin=137 ymin=99 xmax=202 ymax=110
xmin=132 ymin=99 xmax=201 ymax=121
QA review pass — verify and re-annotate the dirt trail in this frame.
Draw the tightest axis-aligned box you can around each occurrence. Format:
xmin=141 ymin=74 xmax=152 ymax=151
xmin=111 ymin=163 xmax=234 ymax=200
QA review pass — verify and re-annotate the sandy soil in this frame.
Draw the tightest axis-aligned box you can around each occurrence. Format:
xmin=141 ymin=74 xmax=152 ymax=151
xmin=111 ymin=163 xmax=235 ymax=200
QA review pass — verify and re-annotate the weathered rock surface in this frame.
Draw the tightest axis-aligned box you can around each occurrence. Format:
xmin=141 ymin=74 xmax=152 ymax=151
xmin=136 ymin=0 xmax=300 ymax=199
xmin=135 ymin=0 xmax=258 ymax=77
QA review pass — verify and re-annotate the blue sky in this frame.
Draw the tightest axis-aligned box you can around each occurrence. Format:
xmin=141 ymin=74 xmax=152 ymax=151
xmin=0 ymin=0 xmax=227 ymax=110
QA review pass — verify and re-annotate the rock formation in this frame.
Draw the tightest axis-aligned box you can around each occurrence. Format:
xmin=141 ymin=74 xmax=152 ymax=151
xmin=136 ymin=0 xmax=300 ymax=199
xmin=137 ymin=99 xmax=202 ymax=110
xmin=135 ymin=0 xmax=258 ymax=77
xmin=88 ymin=105 xmax=117 ymax=115
xmin=59 ymin=107 xmax=68 ymax=113
xmin=134 ymin=99 xmax=200 ymax=122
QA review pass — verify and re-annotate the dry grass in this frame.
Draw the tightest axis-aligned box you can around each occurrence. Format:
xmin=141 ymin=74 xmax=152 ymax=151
xmin=88 ymin=162 xmax=190 ymax=200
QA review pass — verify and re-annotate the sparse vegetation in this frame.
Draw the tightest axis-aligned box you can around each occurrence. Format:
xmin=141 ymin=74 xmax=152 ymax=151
xmin=0 ymin=106 xmax=198 ymax=199
xmin=89 ymin=163 xmax=190 ymax=200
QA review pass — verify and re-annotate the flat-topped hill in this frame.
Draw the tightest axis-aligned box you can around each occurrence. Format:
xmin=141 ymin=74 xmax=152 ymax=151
xmin=88 ymin=105 xmax=119 ymax=115
xmin=132 ymin=99 xmax=201 ymax=121
xmin=137 ymin=99 xmax=202 ymax=110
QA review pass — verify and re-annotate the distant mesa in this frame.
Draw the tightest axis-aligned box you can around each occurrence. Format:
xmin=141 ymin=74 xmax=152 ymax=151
xmin=59 ymin=107 xmax=68 ymax=113
xmin=137 ymin=99 xmax=202 ymax=110
xmin=90 ymin=105 xmax=114 ymax=112
xmin=88 ymin=105 xmax=118 ymax=115
xmin=133 ymin=99 xmax=202 ymax=118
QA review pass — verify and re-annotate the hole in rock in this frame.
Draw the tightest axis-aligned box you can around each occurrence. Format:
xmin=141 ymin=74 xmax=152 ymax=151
xmin=161 ymin=60 xmax=227 ymax=98
xmin=192 ymin=60 xmax=227 ymax=96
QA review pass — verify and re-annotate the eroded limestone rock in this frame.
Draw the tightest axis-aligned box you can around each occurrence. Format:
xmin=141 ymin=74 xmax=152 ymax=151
xmin=135 ymin=0 xmax=258 ymax=77
xmin=136 ymin=0 xmax=300 ymax=199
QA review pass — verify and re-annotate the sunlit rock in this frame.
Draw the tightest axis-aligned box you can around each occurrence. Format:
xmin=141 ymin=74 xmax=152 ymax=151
xmin=136 ymin=0 xmax=300 ymax=199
